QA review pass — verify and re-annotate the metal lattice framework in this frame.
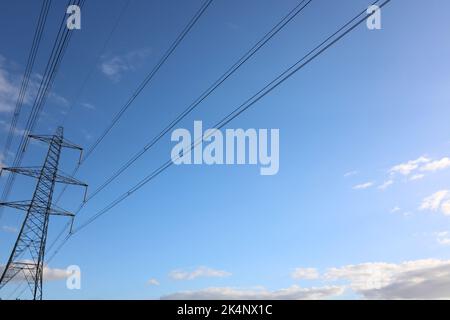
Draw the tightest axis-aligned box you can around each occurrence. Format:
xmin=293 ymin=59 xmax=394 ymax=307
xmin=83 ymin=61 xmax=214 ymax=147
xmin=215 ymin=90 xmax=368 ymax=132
xmin=0 ymin=127 xmax=87 ymax=300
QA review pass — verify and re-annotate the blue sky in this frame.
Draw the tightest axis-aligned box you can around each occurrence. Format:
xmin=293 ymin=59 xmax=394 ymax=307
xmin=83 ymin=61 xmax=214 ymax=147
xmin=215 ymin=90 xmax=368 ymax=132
xmin=1 ymin=0 xmax=450 ymax=299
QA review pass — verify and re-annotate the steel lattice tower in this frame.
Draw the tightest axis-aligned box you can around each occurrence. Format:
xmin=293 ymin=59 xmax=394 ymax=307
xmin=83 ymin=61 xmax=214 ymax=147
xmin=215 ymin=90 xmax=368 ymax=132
xmin=0 ymin=127 xmax=87 ymax=300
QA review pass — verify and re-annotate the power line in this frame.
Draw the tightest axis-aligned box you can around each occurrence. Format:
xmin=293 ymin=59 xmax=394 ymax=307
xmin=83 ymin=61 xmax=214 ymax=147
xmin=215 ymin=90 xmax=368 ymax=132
xmin=74 ymin=0 xmax=390 ymax=233
xmin=1 ymin=0 xmax=51 ymax=168
xmin=54 ymin=0 xmax=213 ymax=204
xmin=47 ymin=0 xmax=314 ymax=254
xmin=84 ymin=0 xmax=313 ymax=204
xmin=0 ymin=0 xmax=52 ymax=219
xmin=61 ymin=0 xmax=131 ymax=127
xmin=47 ymin=0 xmax=391 ymax=261
xmin=1 ymin=0 xmax=78 ymax=201
xmin=0 ymin=0 xmax=85 ymax=218
xmin=83 ymin=0 xmax=213 ymax=162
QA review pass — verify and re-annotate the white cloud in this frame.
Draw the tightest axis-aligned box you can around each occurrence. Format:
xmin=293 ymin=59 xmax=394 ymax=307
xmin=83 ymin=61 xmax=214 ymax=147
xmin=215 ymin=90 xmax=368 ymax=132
xmin=81 ymin=102 xmax=96 ymax=110
xmin=435 ymin=231 xmax=448 ymax=237
xmin=353 ymin=181 xmax=374 ymax=190
xmin=389 ymin=156 xmax=431 ymax=176
xmin=388 ymin=156 xmax=450 ymax=181
xmin=0 ymin=58 xmax=19 ymax=113
xmin=0 ymin=119 xmax=25 ymax=136
xmin=225 ymin=22 xmax=240 ymax=31
xmin=344 ymin=170 xmax=358 ymax=177
xmin=419 ymin=190 xmax=450 ymax=215
xmin=420 ymin=157 xmax=450 ymax=172
xmin=0 ymin=57 xmax=42 ymax=113
xmin=410 ymin=174 xmax=425 ymax=181
xmin=100 ymin=48 xmax=152 ymax=82
xmin=442 ymin=201 xmax=450 ymax=215
xmin=438 ymin=238 xmax=450 ymax=245
xmin=81 ymin=129 xmax=92 ymax=141
xmin=324 ymin=259 xmax=450 ymax=299
xmin=161 ymin=285 xmax=344 ymax=300
xmin=0 ymin=152 xmax=5 ymax=170
xmin=163 ymin=259 xmax=450 ymax=300
xmin=147 ymin=278 xmax=160 ymax=286
xmin=101 ymin=56 xmax=126 ymax=79
xmin=390 ymin=206 xmax=401 ymax=213
xmin=0 ymin=263 xmax=68 ymax=282
xmin=420 ymin=190 xmax=448 ymax=210
xmin=169 ymin=266 xmax=231 ymax=281
xmin=0 ymin=55 xmax=68 ymax=117
xmin=49 ymin=92 xmax=69 ymax=108
xmin=291 ymin=268 xmax=319 ymax=280
xmin=378 ymin=180 xmax=393 ymax=190
xmin=1 ymin=225 xmax=18 ymax=233
xmin=43 ymin=266 xmax=70 ymax=281
xmin=435 ymin=232 xmax=450 ymax=246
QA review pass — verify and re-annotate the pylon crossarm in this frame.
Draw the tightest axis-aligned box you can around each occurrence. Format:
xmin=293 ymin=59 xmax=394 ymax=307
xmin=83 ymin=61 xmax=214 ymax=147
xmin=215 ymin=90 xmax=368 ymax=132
xmin=28 ymin=134 xmax=54 ymax=145
xmin=60 ymin=138 xmax=83 ymax=151
xmin=48 ymin=204 xmax=74 ymax=217
xmin=54 ymin=172 xmax=87 ymax=186
xmin=0 ymin=166 xmax=42 ymax=179
xmin=29 ymin=134 xmax=82 ymax=151
xmin=0 ymin=200 xmax=74 ymax=217
xmin=0 ymin=166 xmax=87 ymax=187
xmin=29 ymin=134 xmax=83 ymax=165
xmin=0 ymin=200 xmax=31 ymax=211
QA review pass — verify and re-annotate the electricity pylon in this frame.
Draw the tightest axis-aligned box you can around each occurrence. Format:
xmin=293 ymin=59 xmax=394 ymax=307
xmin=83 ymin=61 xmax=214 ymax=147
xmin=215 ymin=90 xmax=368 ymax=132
xmin=0 ymin=127 xmax=87 ymax=300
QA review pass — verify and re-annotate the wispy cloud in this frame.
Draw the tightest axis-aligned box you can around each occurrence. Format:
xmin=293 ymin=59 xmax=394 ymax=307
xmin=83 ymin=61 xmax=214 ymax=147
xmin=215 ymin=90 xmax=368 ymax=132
xmin=344 ymin=170 xmax=358 ymax=178
xmin=0 ymin=54 xmax=68 ymax=118
xmin=147 ymin=278 xmax=160 ymax=286
xmin=352 ymin=155 xmax=450 ymax=193
xmin=161 ymin=285 xmax=344 ymax=300
xmin=291 ymin=268 xmax=320 ymax=280
xmin=0 ymin=119 xmax=25 ymax=136
xmin=0 ymin=152 xmax=5 ymax=170
xmin=389 ymin=156 xmax=450 ymax=180
xmin=169 ymin=266 xmax=231 ymax=281
xmin=435 ymin=232 xmax=450 ymax=246
xmin=81 ymin=129 xmax=92 ymax=141
xmin=81 ymin=102 xmax=96 ymax=111
xmin=100 ymin=48 xmax=152 ymax=82
xmin=389 ymin=156 xmax=431 ymax=176
xmin=353 ymin=181 xmax=374 ymax=190
xmin=0 ymin=55 xmax=21 ymax=113
xmin=225 ymin=22 xmax=240 ymax=31
xmin=1 ymin=56 xmax=37 ymax=113
xmin=163 ymin=259 xmax=450 ymax=300
xmin=1 ymin=225 xmax=18 ymax=233
xmin=324 ymin=259 xmax=450 ymax=299
xmin=410 ymin=173 xmax=425 ymax=181
xmin=419 ymin=190 xmax=450 ymax=215
xmin=390 ymin=206 xmax=401 ymax=213
xmin=49 ymin=92 xmax=69 ymax=108
xmin=420 ymin=157 xmax=450 ymax=173
xmin=378 ymin=180 xmax=394 ymax=190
